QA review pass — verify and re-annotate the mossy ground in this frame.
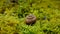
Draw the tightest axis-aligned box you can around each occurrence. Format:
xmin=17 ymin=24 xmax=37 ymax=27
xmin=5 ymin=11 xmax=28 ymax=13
xmin=0 ymin=0 xmax=60 ymax=34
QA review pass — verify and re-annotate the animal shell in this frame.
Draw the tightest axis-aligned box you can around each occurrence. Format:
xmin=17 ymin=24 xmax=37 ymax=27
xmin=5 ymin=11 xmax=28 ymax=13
xmin=25 ymin=14 xmax=36 ymax=25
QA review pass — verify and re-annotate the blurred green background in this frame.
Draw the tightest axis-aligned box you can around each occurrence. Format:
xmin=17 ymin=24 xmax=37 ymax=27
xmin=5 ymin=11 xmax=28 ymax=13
xmin=0 ymin=0 xmax=60 ymax=34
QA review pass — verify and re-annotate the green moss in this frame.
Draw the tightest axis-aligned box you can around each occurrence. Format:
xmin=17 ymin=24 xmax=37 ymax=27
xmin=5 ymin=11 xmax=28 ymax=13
xmin=0 ymin=0 xmax=60 ymax=34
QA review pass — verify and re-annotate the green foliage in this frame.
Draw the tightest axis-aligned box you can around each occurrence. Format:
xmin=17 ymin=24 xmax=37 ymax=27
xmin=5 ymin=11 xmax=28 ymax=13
xmin=0 ymin=0 xmax=60 ymax=34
